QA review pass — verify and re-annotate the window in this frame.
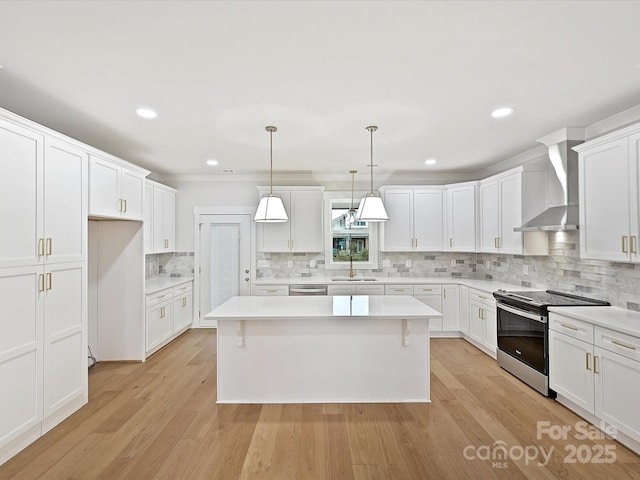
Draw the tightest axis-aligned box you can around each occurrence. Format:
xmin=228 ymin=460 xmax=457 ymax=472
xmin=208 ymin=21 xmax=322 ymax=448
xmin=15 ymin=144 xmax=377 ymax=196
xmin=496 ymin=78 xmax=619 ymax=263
xmin=324 ymin=195 xmax=378 ymax=270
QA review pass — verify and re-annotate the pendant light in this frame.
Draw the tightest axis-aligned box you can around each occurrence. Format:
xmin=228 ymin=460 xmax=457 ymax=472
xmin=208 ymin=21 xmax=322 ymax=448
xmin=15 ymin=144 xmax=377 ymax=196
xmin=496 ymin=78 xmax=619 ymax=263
xmin=346 ymin=169 xmax=357 ymax=227
xmin=254 ymin=126 xmax=288 ymax=223
xmin=356 ymin=125 xmax=389 ymax=222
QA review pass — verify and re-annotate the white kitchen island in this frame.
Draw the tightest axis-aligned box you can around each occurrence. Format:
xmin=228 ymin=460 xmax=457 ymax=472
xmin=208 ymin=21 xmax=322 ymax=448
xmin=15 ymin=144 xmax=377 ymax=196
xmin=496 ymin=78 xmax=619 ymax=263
xmin=205 ymin=295 xmax=441 ymax=404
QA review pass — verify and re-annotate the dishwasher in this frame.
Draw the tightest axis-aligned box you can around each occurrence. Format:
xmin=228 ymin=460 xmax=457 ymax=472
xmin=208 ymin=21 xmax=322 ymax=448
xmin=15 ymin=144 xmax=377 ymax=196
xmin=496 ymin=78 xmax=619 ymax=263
xmin=288 ymin=284 xmax=328 ymax=296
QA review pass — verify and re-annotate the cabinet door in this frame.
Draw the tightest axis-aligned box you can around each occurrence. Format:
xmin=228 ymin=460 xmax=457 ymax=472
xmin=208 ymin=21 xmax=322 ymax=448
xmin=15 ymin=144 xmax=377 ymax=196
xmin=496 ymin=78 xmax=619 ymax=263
xmin=258 ymin=191 xmax=291 ymax=252
xmin=327 ymin=285 xmax=356 ymax=296
xmin=442 ymin=285 xmax=460 ymax=331
xmin=291 ymin=190 xmax=322 ymax=252
xmin=89 ymin=155 xmax=120 ymax=217
xmin=594 ymin=346 xmax=640 ymax=443
xmin=498 ymin=173 xmax=523 ymax=254
xmin=143 ymin=183 xmax=153 ymax=254
xmin=152 ymin=188 xmax=171 ymax=253
xmin=120 ymin=169 xmax=145 ymax=220
xmin=0 ymin=266 xmax=43 ymax=449
xmin=42 ymin=263 xmax=86 ymax=424
xmin=447 ymin=186 xmax=476 ymax=252
xmin=459 ymin=286 xmax=470 ymax=335
xmin=469 ymin=298 xmax=485 ymax=344
xmin=630 ymin=133 xmax=640 ymax=262
xmin=479 ymin=180 xmax=499 ymax=253
xmin=158 ymin=301 xmax=173 ymax=343
xmin=0 ymin=119 xmax=43 ymax=268
xmin=163 ymin=189 xmax=176 ymax=251
xmin=146 ymin=304 xmax=161 ymax=352
xmin=173 ymin=291 xmax=193 ymax=333
xmin=549 ymin=330 xmax=594 ymax=413
xmin=381 ymin=189 xmax=413 ymax=251
xmin=483 ymin=301 xmax=497 ymax=354
xmin=579 ymin=138 xmax=631 ymax=261
xmin=44 ymin=139 xmax=87 ymax=264
xmin=414 ymin=294 xmax=442 ymax=331
xmin=414 ymin=189 xmax=444 ymax=251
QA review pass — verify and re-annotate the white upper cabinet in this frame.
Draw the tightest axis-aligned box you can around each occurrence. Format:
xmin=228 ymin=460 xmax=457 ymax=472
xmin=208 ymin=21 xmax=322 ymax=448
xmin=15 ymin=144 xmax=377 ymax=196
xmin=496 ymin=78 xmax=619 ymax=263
xmin=144 ymin=180 xmax=176 ymax=254
xmin=0 ymin=119 xmax=87 ymax=268
xmin=257 ymin=187 xmax=324 ymax=252
xmin=479 ymin=167 xmax=548 ymax=255
xmin=380 ymin=187 xmax=445 ymax=252
xmin=152 ymin=182 xmax=176 ymax=253
xmin=43 ymin=138 xmax=88 ymax=264
xmin=446 ymin=182 xmax=478 ymax=252
xmin=576 ymin=125 xmax=640 ymax=262
xmin=89 ymin=154 xmax=145 ymax=220
xmin=0 ymin=119 xmax=43 ymax=268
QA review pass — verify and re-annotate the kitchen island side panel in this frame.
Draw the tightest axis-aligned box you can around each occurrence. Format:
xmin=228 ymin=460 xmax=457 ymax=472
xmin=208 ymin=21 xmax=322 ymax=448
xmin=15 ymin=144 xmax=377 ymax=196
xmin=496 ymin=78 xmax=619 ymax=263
xmin=216 ymin=316 xmax=430 ymax=403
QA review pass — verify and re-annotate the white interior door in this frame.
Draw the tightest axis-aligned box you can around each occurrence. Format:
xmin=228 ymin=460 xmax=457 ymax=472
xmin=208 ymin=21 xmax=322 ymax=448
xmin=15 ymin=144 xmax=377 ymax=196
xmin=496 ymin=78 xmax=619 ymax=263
xmin=199 ymin=214 xmax=251 ymax=328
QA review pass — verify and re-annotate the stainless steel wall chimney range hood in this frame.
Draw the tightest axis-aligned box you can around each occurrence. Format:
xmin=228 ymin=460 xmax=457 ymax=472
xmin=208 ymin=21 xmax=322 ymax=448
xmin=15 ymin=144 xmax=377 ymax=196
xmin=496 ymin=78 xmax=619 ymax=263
xmin=514 ymin=128 xmax=585 ymax=232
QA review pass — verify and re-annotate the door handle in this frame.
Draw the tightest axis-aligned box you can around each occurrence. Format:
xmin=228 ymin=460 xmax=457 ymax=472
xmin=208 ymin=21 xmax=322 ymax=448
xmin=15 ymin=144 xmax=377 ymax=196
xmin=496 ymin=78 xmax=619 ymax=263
xmin=46 ymin=272 xmax=52 ymax=290
xmin=622 ymin=235 xmax=629 ymax=254
xmin=594 ymin=355 xmax=600 ymax=374
xmin=38 ymin=238 xmax=45 ymax=256
xmin=631 ymin=236 xmax=637 ymax=254
xmin=46 ymin=238 xmax=52 ymax=256
xmin=39 ymin=274 xmax=45 ymax=292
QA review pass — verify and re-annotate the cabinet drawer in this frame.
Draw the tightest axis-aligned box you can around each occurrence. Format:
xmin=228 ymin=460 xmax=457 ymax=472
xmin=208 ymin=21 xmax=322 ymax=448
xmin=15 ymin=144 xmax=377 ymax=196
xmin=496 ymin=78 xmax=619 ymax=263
xmin=173 ymin=282 xmax=193 ymax=296
xmin=328 ymin=285 xmax=356 ymax=296
xmin=355 ymin=284 xmax=385 ymax=295
xmin=549 ymin=313 xmax=594 ymax=343
xmin=470 ymin=291 xmax=492 ymax=304
xmin=146 ymin=288 xmax=173 ymax=307
xmin=385 ymin=285 xmax=414 ymax=295
xmin=255 ymin=285 xmax=288 ymax=296
xmin=414 ymin=284 xmax=442 ymax=295
xmin=595 ymin=327 xmax=640 ymax=362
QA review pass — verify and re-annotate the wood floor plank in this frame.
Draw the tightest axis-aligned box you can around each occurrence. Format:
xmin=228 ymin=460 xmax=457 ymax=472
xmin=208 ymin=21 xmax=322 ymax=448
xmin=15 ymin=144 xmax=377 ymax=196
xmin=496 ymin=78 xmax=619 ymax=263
xmin=1 ymin=332 xmax=639 ymax=480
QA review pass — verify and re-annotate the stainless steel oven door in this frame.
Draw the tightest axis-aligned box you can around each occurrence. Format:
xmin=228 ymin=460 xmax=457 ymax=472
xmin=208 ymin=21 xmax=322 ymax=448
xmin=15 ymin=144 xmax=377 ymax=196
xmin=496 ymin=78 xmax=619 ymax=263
xmin=496 ymin=303 xmax=548 ymax=375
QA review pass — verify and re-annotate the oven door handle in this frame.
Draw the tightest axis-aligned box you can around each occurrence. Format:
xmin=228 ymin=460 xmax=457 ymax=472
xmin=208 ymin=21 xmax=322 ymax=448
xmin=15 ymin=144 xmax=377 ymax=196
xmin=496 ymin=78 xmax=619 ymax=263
xmin=497 ymin=303 xmax=547 ymax=324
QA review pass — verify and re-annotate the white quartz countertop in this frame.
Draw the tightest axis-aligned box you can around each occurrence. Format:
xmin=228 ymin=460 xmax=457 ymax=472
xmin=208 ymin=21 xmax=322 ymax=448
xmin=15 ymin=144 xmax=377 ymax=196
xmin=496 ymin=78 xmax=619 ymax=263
xmin=255 ymin=277 xmax=532 ymax=295
xmin=206 ymin=295 xmax=442 ymax=321
xmin=146 ymin=276 xmax=194 ymax=294
xmin=548 ymin=306 xmax=640 ymax=338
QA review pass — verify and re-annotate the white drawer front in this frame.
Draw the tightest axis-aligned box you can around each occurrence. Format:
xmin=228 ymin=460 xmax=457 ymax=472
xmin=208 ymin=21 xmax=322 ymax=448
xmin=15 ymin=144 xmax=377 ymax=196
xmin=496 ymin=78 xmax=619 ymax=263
xmin=595 ymin=327 xmax=640 ymax=362
xmin=549 ymin=313 xmax=594 ymax=343
xmin=146 ymin=288 xmax=173 ymax=307
xmin=385 ymin=285 xmax=414 ymax=295
xmin=355 ymin=284 xmax=385 ymax=295
xmin=255 ymin=285 xmax=288 ymax=296
xmin=414 ymin=284 xmax=442 ymax=295
xmin=328 ymin=285 xmax=356 ymax=296
xmin=172 ymin=282 xmax=193 ymax=296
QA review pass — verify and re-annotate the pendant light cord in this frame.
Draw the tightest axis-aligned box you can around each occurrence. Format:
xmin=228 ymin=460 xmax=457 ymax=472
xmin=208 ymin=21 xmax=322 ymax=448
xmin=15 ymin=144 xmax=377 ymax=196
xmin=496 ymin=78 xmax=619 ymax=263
xmin=266 ymin=126 xmax=277 ymax=195
xmin=366 ymin=126 xmax=377 ymax=194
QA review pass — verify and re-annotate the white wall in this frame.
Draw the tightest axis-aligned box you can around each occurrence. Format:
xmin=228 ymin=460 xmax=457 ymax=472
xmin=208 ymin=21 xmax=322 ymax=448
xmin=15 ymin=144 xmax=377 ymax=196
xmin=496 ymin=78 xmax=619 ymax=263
xmin=167 ymin=180 xmax=258 ymax=252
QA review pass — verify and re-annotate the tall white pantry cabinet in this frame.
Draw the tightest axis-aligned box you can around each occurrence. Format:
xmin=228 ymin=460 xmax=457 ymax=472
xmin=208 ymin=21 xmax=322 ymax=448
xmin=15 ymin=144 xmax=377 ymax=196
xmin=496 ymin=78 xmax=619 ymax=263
xmin=0 ymin=112 xmax=88 ymax=464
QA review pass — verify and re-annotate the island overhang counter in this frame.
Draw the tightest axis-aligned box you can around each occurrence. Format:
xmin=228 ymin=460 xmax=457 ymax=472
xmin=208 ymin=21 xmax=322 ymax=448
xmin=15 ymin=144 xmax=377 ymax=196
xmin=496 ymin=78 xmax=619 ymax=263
xmin=205 ymin=295 xmax=441 ymax=404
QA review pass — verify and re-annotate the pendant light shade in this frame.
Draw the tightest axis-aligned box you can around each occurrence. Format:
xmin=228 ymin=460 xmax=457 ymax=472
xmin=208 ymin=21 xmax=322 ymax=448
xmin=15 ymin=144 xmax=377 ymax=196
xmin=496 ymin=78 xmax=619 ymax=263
xmin=356 ymin=125 xmax=388 ymax=222
xmin=254 ymin=126 xmax=288 ymax=223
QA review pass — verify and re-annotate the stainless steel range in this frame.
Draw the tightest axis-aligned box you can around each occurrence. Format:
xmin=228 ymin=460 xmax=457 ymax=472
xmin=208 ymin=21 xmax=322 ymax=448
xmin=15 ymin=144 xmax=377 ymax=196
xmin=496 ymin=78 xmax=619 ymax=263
xmin=493 ymin=289 xmax=610 ymax=397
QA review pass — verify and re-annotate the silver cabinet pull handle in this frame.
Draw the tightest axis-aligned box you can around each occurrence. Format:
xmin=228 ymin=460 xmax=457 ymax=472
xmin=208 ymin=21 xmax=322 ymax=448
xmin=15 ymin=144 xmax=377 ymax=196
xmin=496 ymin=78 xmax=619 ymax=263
xmin=622 ymin=235 xmax=629 ymax=254
xmin=46 ymin=237 xmax=52 ymax=256
xmin=560 ymin=323 xmax=578 ymax=331
xmin=594 ymin=355 xmax=600 ymax=374
xmin=586 ymin=352 xmax=591 ymax=371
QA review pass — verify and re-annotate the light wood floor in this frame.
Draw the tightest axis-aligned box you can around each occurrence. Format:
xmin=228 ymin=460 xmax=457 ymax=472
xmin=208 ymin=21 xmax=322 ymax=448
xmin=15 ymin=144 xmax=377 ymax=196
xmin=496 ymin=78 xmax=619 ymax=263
xmin=2 ymin=331 xmax=639 ymax=480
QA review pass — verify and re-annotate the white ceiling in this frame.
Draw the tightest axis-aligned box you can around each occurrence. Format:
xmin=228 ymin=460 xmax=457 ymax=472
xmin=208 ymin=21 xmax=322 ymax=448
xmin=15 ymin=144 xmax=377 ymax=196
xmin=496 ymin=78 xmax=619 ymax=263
xmin=1 ymin=1 xmax=640 ymax=179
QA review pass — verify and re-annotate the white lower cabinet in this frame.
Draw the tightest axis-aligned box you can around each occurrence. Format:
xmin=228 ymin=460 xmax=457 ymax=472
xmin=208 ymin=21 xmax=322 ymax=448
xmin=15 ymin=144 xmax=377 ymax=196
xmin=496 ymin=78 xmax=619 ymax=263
xmin=459 ymin=285 xmax=470 ymax=335
xmin=469 ymin=290 xmax=497 ymax=356
xmin=413 ymin=285 xmax=442 ymax=332
xmin=550 ymin=313 xmax=640 ymax=449
xmin=145 ymin=281 xmax=192 ymax=357
xmin=173 ymin=283 xmax=193 ymax=333
xmin=0 ymin=262 xmax=87 ymax=463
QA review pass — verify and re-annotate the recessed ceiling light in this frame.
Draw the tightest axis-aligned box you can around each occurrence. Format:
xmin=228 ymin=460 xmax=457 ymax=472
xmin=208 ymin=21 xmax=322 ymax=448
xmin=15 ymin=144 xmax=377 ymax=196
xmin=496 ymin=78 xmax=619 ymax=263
xmin=206 ymin=159 xmax=219 ymax=166
xmin=491 ymin=107 xmax=514 ymax=118
xmin=135 ymin=107 xmax=158 ymax=119
xmin=424 ymin=159 xmax=437 ymax=166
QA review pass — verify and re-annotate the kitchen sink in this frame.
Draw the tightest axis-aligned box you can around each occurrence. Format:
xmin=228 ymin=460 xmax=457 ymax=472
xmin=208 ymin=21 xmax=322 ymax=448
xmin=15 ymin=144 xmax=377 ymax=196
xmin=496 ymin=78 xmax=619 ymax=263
xmin=331 ymin=277 xmax=377 ymax=282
